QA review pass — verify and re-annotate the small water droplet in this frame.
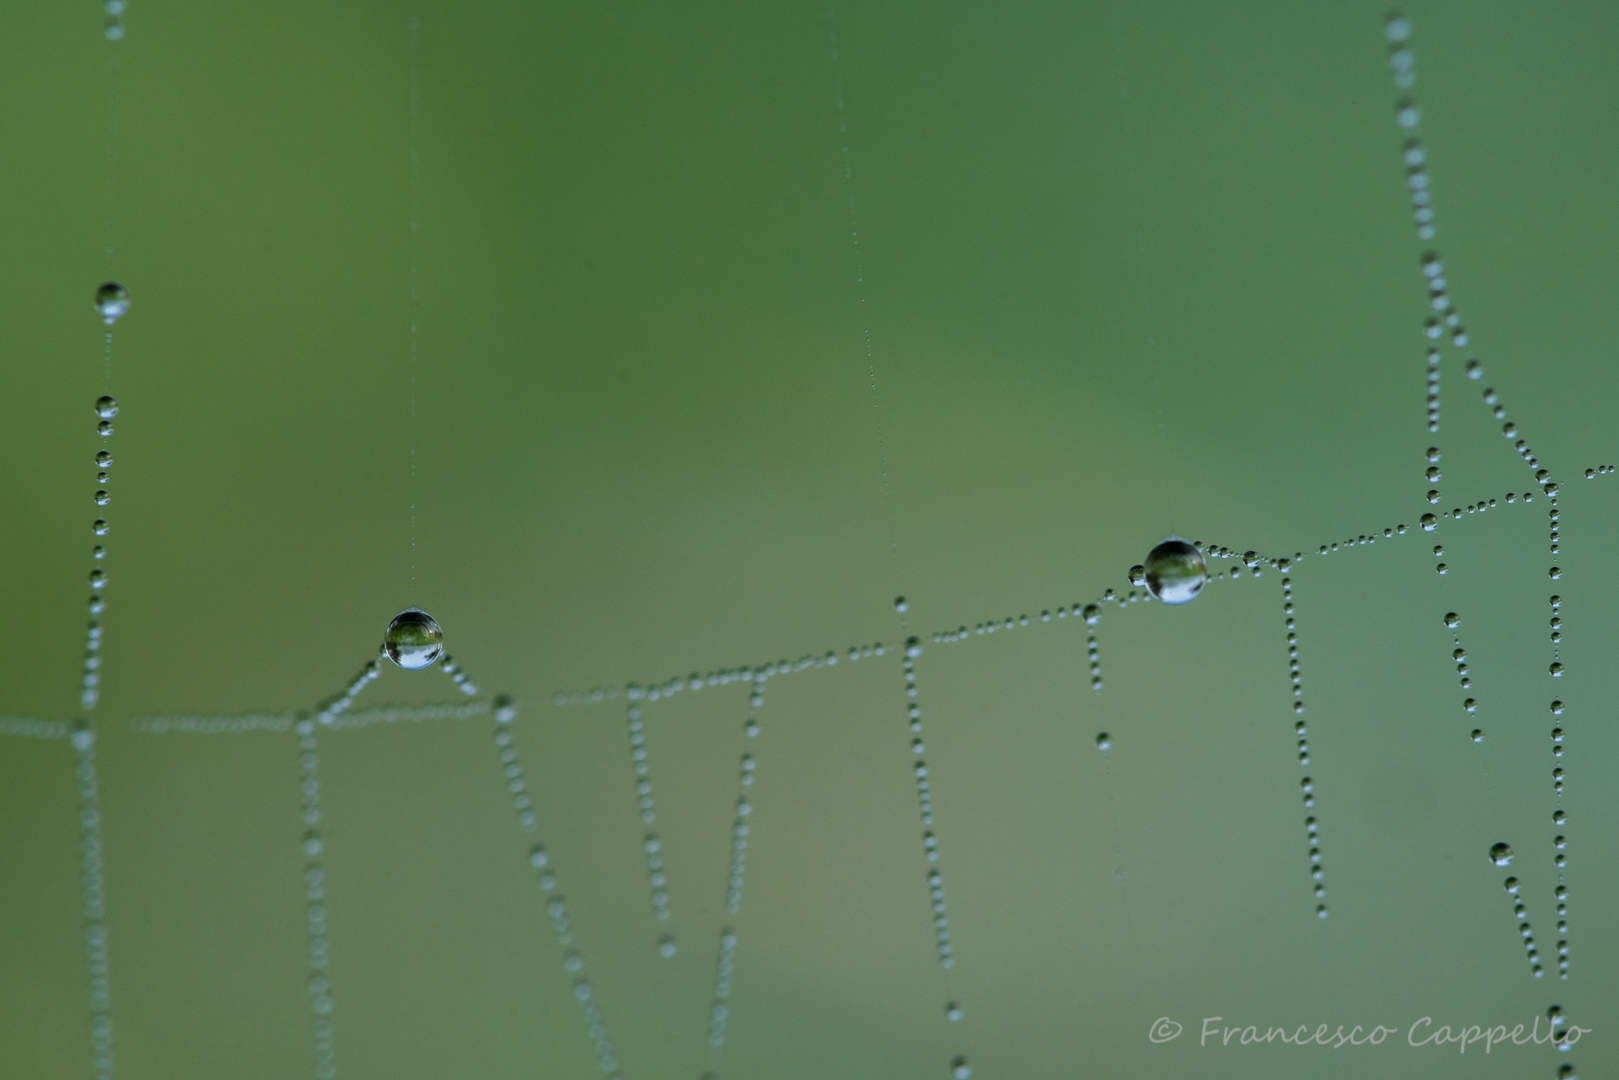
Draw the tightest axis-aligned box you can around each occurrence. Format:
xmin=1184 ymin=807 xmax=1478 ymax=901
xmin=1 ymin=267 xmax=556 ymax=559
xmin=1464 ymin=698 xmax=1477 ymax=714
xmin=1127 ymin=564 xmax=1146 ymax=588
xmin=1143 ymin=537 xmax=1206 ymax=605
xmin=1095 ymin=732 xmax=1111 ymax=752
xmin=95 ymin=450 xmax=112 ymax=467
xmin=1553 ymin=809 xmax=1567 ymax=826
xmin=894 ymin=596 xmax=908 ymax=613
xmin=1470 ymin=729 xmax=1483 ymax=742
xmin=93 ymin=519 xmax=110 ymax=536
xmin=1443 ymin=612 xmax=1459 ymax=628
xmin=95 ymin=283 xmax=130 ymax=324
xmin=658 ymin=935 xmax=677 ymax=958
xmin=88 ymin=569 xmax=106 ymax=591
xmin=384 ymin=608 xmax=444 ymax=670
xmin=93 ymin=489 xmax=110 ymax=506
xmin=945 ymin=1002 xmax=962 ymax=1022
xmin=95 ymin=396 xmax=118 ymax=420
xmin=1420 ymin=513 xmax=1438 ymax=531
xmin=1550 ymin=662 xmax=1565 ymax=678
xmin=951 ymin=1057 xmax=971 ymax=1080
xmin=1489 ymin=842 xmax=1513 ymax=867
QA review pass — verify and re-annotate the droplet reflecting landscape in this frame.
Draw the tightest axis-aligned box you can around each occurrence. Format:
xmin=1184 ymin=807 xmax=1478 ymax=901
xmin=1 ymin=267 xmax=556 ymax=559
xmin=94 ymin=283 xmax=130 ymax=324
xmin=1143 ymin=537 xmax=1206 ymax=606
xmin=384 ymin=608 xmax=444 ymax=670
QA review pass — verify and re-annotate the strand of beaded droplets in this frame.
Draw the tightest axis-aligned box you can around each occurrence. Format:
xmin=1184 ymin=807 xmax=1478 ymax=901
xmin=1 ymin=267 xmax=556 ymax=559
xmin=492 ymin=697 xmax=625 ymax=1077
xmin=699 ymin=678 xmax=763 ymax=1074
xmin=1385 ymin=13 xmax=1572 ymax=981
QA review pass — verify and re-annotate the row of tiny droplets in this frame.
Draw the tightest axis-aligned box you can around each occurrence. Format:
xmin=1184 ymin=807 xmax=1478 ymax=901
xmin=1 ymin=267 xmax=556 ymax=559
xmin=555 ymin=649 xmax=892 ymax=708
xmin=83 ymin=395 xmax=119 ymax=710
xmin=495 ymin=699 xmax=624 ymax=1076
xmin=894 ymin=602 xmax=972 ymax=1080
xmin=296 ymin=714 xmax=338 ymax=1079
xmin=623 ymin=704 xmax=672 ymax=928
xmin=297 ymin=657 xmax=388 ymax=1080
xmin=69 ymin=720 xmax=115 ymax=1080
xmin=1387 ymin=14 xmax=1574 ymax=983
xmin=1280 ymin=569 xmax=1326 ymax=918
xmin=704 ymin=682 xmax=762 ymax=1065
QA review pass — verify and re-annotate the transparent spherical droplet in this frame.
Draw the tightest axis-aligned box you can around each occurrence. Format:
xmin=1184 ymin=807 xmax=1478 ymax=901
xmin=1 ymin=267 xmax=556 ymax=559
xmin=1557 ymin=1065 xmax=1577 ymax=1080
xmin=1143 ymin=537 xmax=1205 ymax=605
xmin=92 ymin=519 xmax=110 ymax=536
xmin=95 ymin=396 xmax=118 ymax=420
xmin=1552 ymin=809 xmax=1567 ymax=826
xmin=1550 ymin=662 xmax=1565 ymax=678
xmin=1549 ymin=566 xmax=1562 ymax=580
xmin=1127 ymin=564 xmax=1146 ymax=588
xmin=88 ymin=569 xmax=106 ymax=591
xmin=384 ymin=608 xmax=443 ymax=670
xmin=1420 ymin=513 xmax=1438 ymax=531
xmin=1470 ymin=729 xmax=1483 ymax=743
xmin=95 ymin=283 xmax=130 ymax=324
xmin=1095 ymin=732 xmax=1111 ymax=752
xmin=1464 ymin=698 xmax=1477 ymax=714
xmin=894 ymin=596 xmax=908 ymax=613
xmin=95 ymin=450 xmax=112 ymax=468
xmin=658 ymin=935 xmax=677 ymax=959
xmin=93 ymin=489 xmax=110 ymax=507
xmin=951 ymin=1057 xmax=971 ymax=1080
xmin=944 ymin=1001 xmax=962 ymax=1022
xmin=1443 ymin=612 xmax=1459 ymax=628
xmin=1489 ymin=842 xmax=1513 ymax=867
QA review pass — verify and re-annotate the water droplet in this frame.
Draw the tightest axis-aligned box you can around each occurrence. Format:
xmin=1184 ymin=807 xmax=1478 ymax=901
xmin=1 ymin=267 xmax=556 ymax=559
xmin=1143 ymin=537 xmax=1206 ymax=605
xmin=744 ymin=719 xmax=759 ymax=737
xmin=1436 ymin=563 xmax=1447 ymax=575
xmin=94 ymin=283 xmax=130 ymax=324
xmin=1552 ymin=809 xmax=1567 ymax=826
xmin=658 ymin=935 xmax=677 ymax=958
xmin=93 ymin=519 xmax=110 ymax=536
xmin=945 ymin=1002 xmax=962 ymax=1022
xmin=1549 ymin=567 xmax=1562 ymax=580
xmin=88 ymin=569 xmax=106 ymax=591
xmin=1443 ymin=612 xmax=1459 ymax=628
xmin=1470 ymin=729 xmax=1483 ymax=742
xmin=93 ymin=489 xmax=110 ymax=507
xmin=1550 ymin=662 xmax=1565 ymax=678
xmin=303 ymin=830 xmax=324 ymax=857
xmin=1385 ymin=14 xmax=1411 ymax=42
xmin=1464 ymin=698 xmax=1477 ymax=714
xmin=1095 ymin=732 xmax=1111 ymax=752
xmin=95 ymin=396 xmax=118 ymax=420
xmin=1557 ymin=1065 xmax=1577 ymax=1080
xmin=951 ymin=1057 xmax=971 ymax=1080
xmin=894 ymin=596 xmax=908 ymax=613
xmin=384 ymin=608 xmax=444 ymax=670
xmin=1420 ymin=513 xmax=1438 ymax=531
xmin=95 ymin=450 xmax=112 ymax=468
xmin=1489 ymin=842 xmax=1513 ymax=867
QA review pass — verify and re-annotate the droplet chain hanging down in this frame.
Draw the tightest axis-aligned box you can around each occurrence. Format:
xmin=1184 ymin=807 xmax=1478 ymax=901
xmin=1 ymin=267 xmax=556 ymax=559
xmin=1385 ymin=12 xmax=1573 ymax=982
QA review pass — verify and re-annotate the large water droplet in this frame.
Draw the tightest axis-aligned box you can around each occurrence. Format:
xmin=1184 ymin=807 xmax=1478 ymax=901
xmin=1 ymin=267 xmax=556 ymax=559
xmin=95 ymin=283 xmax=130 ymax=324
xmin=1143 ymin=537 xmax=1206 ymax=606
xmin=1443 ymin=612 xmax=1459 ymax=628
xmin=1489 ymin=842 xmax=1513 ymax=867
xmin=1420 ymin=513 xmax=1438 ymax=531
xmin=95 ymin=396 xmax=118 ymax=420
xmin=384 ymin=608 xmax=444 ymax=670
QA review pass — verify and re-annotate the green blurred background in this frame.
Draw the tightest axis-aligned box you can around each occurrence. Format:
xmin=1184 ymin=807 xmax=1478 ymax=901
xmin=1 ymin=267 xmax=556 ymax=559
xmin=1 ymin=0 xmax=1616 ymax=1076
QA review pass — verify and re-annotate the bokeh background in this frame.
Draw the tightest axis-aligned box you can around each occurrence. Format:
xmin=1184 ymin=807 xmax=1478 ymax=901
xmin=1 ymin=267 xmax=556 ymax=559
xmin=1 ymin=0 xmax=1616 ymax=1077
